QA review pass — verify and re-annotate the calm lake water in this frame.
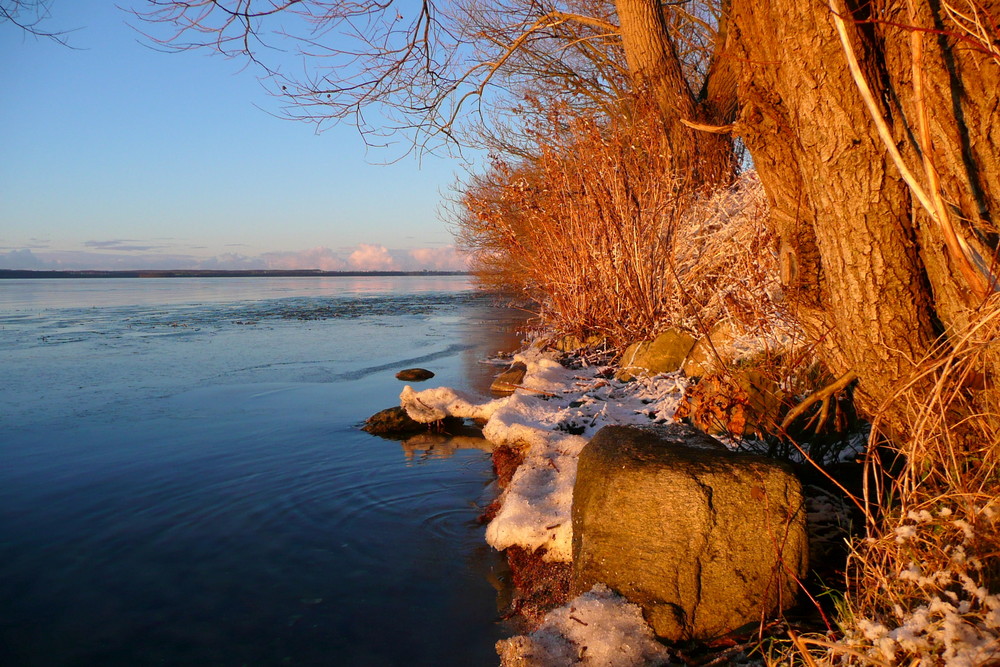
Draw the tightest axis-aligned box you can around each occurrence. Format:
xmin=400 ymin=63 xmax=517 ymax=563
xmin=0 ymin=276 xmax=525 ymax=666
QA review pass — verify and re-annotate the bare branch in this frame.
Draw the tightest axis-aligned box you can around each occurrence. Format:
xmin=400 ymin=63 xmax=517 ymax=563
xmin=1 ymin=0 xmax=76 ymax=45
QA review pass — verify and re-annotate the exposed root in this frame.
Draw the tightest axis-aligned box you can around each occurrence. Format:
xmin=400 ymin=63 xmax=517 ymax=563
xmin=780 ymin=370 xmax=859 ymax=435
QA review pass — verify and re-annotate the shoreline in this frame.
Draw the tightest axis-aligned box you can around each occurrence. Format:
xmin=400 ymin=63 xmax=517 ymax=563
xmin=0 ymin=269 xmax=468 ymax=279
xmin=393 ymin=342 xmax=862 ymax=665
xmin=396 ymin=345 xmax=704 ymax=663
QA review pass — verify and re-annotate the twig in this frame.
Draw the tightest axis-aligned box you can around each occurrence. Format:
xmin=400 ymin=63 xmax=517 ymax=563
xmin=790 ymin=632 xmax=893 ymax=666
xmin=780 ymin=370 xmax=859 ymax=432
xmin=787 ymin=630 xmax=821 ymax=667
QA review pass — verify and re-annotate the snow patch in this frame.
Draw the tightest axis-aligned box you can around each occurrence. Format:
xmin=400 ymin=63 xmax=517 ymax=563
xmin=496 ymin=584 xmax=672 ymax=666
xmin=399 ymin=347 xmax=689 ymax=561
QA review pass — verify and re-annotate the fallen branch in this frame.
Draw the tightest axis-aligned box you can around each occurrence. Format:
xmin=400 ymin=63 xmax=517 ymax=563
xmin=680 ymin=118 xmax=735 ymax=134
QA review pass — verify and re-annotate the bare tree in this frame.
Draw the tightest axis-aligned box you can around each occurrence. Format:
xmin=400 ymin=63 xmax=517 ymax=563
xmin=135 ymin=0 xmax=1000 ymax=416
xmin=136 ymin=0 xmax=734 ymax=176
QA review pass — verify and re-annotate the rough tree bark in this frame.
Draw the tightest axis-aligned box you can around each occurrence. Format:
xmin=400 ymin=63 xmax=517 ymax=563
xmin=614 ymin=0 xmax=738 ymax=186
xmin=723 ymin=0 xmax=999 ymax=414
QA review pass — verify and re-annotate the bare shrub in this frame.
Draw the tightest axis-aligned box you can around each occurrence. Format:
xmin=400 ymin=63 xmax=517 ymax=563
xmin=453 ymin=96 xmax=782 ymax=349
xmin=672 ymin=170 xmax=784 ymax=334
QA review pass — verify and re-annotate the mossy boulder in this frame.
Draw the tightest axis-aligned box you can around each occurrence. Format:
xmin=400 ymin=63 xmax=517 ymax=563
xmin=615 ymin=329 xmax=697 ymax=382
xmin=571 ymin=425 xmax=808 ymax=641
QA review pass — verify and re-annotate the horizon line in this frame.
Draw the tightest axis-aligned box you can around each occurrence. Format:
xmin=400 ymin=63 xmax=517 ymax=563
xmin=0 ymin=269 xmax=470 ymax=279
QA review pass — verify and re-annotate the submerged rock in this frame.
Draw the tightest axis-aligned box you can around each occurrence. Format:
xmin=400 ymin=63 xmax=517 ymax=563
xmin=571 ymin=424 xmax=808 ymax=641
xmin=395 ymin=368 xmax=435 ymax=381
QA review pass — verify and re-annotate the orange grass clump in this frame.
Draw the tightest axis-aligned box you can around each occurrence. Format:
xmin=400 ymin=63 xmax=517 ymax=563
xmin=781 ymin=298 xmax=1000 ymax=666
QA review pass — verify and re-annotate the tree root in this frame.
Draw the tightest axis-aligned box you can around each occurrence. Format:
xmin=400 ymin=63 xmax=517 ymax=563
xmin=780 ymin=370 xmax=859 ymax=434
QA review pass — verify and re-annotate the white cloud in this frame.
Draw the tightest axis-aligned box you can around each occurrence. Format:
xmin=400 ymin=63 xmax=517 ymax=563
xmin=0 ymin=249 xmax=48 ymax=269
xmin=403 ymin=246 xmax=469 ymax=271
xmin=0 ymin=243 xmax=468 ymax=272
xmin=262 ymin=247 xmax=349 ymax=271
xmin=348 ymin=244 xmax=398 ymax=270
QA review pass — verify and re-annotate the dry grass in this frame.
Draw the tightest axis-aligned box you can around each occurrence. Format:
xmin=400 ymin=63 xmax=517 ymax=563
xmin=452 ymin=96 xmax=783 ymax=350
xmin=778 ymin=298 xmax=1000 ymax=666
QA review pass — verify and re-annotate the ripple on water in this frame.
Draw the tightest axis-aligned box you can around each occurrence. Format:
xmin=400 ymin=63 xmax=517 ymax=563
xmin=0 ymin=280 xmax=514 ymax=666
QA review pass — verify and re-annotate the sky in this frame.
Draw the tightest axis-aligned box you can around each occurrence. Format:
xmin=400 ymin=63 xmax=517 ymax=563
xmin=0 ymin=1 xmax=470 ymax=271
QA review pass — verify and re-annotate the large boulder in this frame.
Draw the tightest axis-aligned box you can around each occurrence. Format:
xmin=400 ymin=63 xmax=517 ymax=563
xmin=571 ymin=425 xmax=808 ymax=641
xmin=615 ymin=329 xmax=696 ymax=382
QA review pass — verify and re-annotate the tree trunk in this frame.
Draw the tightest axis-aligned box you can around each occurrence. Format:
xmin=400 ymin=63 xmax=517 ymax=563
xmin=723 ymin=0 xmax=1000 ymax=415
xmin=614 ymin=0 xmax=737 ymax=186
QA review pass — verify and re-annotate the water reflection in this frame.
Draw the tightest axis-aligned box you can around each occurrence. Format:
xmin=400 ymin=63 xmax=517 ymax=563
xmin=459 ymin=300 xmax=532 ymax=396
xmin=400 ymin=432 xmax=495 ymax=462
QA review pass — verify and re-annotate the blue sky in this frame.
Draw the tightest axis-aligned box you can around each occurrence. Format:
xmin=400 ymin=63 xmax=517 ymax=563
xmin=0 ymin=1 xmax=469 ymax=271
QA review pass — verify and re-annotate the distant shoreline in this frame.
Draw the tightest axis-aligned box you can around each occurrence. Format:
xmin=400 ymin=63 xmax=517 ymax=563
xmin=0 ymin=269 xmax=469 ymax=279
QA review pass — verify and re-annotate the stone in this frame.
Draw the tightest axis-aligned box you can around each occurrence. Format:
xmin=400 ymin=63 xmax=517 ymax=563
xmin=571 ymin=424 xmax=808 ymax=641
xmin=615 ymin=329 xmax=697 ymax=382
xmin=681 ymin=320 xmax=742 ymax=378
xmin=362 ymin=406 xmax=463 ymax=437
xmin=491 ymin=361 xmax=528 ymax=395
xmin=362 ymin=406 xmax=426 ymax=436
xmin=547 ymin=334 xmax=608 ymax=353
xmin=395 ymin=368 xmax=435 ymax=381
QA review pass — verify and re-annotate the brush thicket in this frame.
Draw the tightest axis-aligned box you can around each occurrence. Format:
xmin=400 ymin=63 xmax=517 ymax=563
xmin=453 ymin=96 xmax=783 ymax=350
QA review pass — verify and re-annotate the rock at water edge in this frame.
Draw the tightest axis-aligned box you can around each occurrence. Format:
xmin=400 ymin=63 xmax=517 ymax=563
xmin=395 ymin=368 xmax=435 ymax=381
xmin=571 ymin=424 xmax=808 ymax=641
xmin=491 ymin=361 xmax=528 ymax=395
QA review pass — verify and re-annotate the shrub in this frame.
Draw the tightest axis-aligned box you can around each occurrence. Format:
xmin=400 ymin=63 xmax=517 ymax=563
xmin=452 ymin=96 xmax=783 ymax=350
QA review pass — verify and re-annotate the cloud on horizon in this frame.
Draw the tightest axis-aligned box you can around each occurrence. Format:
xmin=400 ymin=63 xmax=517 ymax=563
xmin=0 ymin=243 xmax=469 ymax=272
xmin=84 ymin=239 xmax=170 ymax=252
xmin=262 ymin=244 xmax=468 ymax=272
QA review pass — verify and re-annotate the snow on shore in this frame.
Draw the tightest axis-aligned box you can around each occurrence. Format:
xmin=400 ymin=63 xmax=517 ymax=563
xmin=402 ymin=344 xmax=1000 ymax=666
xmin=495 ymin=584 xmax=672 ymax=666
xmin=400 ymin=346 xmax=688 ymax=562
